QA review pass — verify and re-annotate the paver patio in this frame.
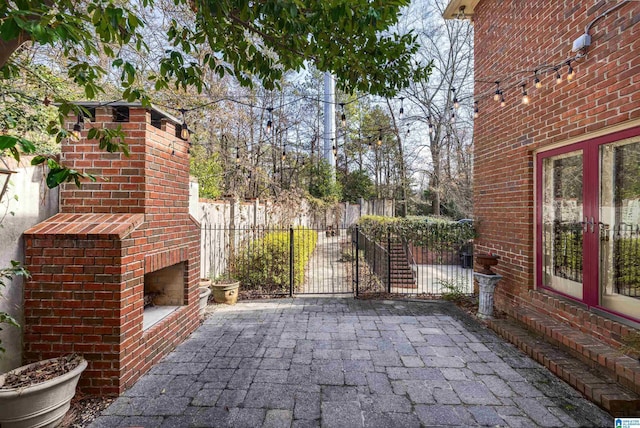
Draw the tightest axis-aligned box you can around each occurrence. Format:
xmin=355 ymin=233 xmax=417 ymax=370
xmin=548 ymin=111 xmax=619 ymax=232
xmin=89 ymin=297 xmax=612 ymax=427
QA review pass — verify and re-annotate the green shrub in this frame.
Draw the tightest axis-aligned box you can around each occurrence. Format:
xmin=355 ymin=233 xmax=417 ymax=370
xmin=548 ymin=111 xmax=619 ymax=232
xmin=615 ymin=237 xmax=640 ymax=293
xmin=357 ymin=215 xmax=475 ymax=252
xmin=233 ymin=227 xmax=318 ymax=293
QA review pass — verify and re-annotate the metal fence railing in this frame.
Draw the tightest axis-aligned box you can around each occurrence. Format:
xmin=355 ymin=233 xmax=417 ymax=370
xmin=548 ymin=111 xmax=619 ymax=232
xmin=201 ymin=223 xmax=475 ymax=298
xmin=613 ymin=223 xmax=640 ymax=298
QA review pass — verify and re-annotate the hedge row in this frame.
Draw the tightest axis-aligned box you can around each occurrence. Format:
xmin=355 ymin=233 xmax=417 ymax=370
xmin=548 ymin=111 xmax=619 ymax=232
xmin=356 ymin=215 xmax=476 ymax=252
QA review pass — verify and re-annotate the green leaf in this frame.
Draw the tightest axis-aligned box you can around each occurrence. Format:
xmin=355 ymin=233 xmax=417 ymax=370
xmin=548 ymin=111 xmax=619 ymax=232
xmin=0 ymin=135 xmax=19 ymax=151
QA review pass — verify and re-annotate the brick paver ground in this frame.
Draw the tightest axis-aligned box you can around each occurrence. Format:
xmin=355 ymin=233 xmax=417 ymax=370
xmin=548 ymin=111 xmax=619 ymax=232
xmin=89 ymin=297 xmax=613 ymax=427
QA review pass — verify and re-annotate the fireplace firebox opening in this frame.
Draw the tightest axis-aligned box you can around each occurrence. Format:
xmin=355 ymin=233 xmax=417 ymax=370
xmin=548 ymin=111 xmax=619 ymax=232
xmin=143 ymin=261 xmax=186 ymax=330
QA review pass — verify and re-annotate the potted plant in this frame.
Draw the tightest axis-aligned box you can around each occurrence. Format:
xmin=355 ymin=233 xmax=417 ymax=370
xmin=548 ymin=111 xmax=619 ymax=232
xmin=211 ymin=278 xmax=240 ymax=305
xmin=0 ymin=355 xmax=87 ymax=428
xmin=0 ymin=265 xmax=87 ymax=428
xmin=198 ymin=278 xmax=212 ymax=317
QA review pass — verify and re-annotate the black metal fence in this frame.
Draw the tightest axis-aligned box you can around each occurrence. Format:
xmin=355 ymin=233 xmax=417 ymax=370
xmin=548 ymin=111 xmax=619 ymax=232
xmin=614 ymin=223 xmax=640 ymax=298
xmin=552 ymin=221 xmax=583 ymax=283
xmin=201 ymin=223 xmax=475 ymax=298
xmin=201 ymin=225 xmax=353 ymax=296
xmin=354 ymin=224 xmax=474 ymax=296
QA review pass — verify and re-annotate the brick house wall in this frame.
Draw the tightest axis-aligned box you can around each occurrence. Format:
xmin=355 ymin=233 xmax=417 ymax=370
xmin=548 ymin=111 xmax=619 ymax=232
xmin=471 ymin=1 xmax=640 ymax=341
xmin=23 ymin=105 xmax=201 ymax=395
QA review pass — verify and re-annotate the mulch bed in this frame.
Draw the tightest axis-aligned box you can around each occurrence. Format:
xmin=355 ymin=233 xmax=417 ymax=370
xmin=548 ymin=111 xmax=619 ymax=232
xmin=60 ymin=394 xmax=115 ymax=428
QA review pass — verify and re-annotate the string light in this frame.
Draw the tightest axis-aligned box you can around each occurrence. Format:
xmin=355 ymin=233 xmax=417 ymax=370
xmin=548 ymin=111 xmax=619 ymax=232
xmin=555 ymin=67 xmax=562 ymax=85
xmin=450 ymin=107 xmax=456 ymax=123
xmin=282 ymin=149 xmax=286 ymax=161
xmin=566 ymin=61 xmax=575 ymax=81
xmin=428 ymin=117 xmax=434 ymax=134
xmin=340 ymin=103 xmax=346 ymax=127
xmin=452 ymin=88 xmax=459 ymax=109
xmin=266 ymin=107 xmax=273 ymax=133
xmin=521 ymin=84 xmax=530 ymax=105
xmin=406 ymin=125 xmax=411 ymax=135
xmin=179 ymin=109 xmax=189 ymax=140
xmin=71 ymin=113 xmax=83 ymax=140
xmin=399 ymin=97 xmax=404 ymax=118
xmin=474 ymin=101 xmax=479 ymax=118
xmin=377 ymin=130 xmax=382 ymax=146
xmin=236 ymin=147 xmax=240 ymax=163
xmin=534 ymin=70 xmax=542 ymax=89
xmin=493 ymin=82 xmax=501 ymax=101
xmin=367 ymin=137 xmax=372 ymax=148
xmin=500 ymin=91 xmax=506 ymax=107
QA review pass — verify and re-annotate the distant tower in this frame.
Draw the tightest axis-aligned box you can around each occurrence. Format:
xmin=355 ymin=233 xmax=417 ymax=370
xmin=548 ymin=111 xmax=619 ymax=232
xmin=323 ymin=72 xmax=336 ymax=176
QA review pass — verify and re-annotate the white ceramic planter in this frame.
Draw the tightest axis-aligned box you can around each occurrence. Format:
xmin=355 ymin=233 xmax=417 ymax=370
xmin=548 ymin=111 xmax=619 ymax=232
xmin=0 ymin=357 xmax=87 ymax=428
xmin=199 ymin=286 xmax=212 ymax=318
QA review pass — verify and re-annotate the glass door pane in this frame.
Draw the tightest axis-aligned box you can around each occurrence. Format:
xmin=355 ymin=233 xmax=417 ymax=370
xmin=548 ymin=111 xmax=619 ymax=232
xmin=541 ymin=151 xmax=584 ymax=299
xmin=599 ymin=138 xmax=640 ymax=319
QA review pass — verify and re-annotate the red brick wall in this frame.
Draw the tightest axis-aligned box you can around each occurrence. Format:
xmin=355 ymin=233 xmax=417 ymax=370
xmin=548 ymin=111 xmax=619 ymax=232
xmin=24 ymin=106 xmax=201 ymax=395
xmin=472 ymin=1 xmax=640 ymax=327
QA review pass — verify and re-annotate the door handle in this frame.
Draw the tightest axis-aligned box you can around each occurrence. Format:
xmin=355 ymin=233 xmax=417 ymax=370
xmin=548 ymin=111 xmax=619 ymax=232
xmin=583 ymin=217 xmax=595 ymax=233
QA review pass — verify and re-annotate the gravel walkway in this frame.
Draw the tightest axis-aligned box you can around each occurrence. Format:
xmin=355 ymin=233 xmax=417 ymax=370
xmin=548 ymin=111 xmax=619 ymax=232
xmin=89 ymin=297 xmax=612 ymax=427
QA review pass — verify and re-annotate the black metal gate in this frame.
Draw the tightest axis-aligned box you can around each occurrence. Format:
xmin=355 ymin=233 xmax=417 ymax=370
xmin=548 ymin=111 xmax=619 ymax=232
xmin=201 ymin=225 xmax=354 ymax=296
xmin=201 ymin=224 xmax=474 ymax=298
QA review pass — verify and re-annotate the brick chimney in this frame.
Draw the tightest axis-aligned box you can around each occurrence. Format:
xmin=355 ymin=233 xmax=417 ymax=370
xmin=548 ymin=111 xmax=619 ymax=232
xmin=23 ymin=103 xmax=201 ymax=395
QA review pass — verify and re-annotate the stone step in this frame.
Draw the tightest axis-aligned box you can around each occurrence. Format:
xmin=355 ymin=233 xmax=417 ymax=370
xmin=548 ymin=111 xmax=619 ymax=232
xmin=488 ymin=317 xmax=640 ymax=416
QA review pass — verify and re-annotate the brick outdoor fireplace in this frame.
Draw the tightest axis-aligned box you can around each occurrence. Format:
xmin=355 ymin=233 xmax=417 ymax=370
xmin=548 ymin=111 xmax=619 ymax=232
xmin=23 ymin=103 xmax=201 ymax=395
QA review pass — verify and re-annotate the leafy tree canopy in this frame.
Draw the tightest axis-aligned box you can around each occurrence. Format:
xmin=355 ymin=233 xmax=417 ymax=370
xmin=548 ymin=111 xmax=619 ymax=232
xmin=307 ymin=158 xmax=342 ymax=203
xmin=0 ymin=0 xmax=427 ymax=186
xmin=339 ymin=169 xmax=374 ymax=204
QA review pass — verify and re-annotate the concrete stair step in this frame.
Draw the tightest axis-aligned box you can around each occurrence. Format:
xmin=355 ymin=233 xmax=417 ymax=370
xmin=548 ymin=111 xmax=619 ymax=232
xmin=489 ymin=317 xmax=640 ymax=416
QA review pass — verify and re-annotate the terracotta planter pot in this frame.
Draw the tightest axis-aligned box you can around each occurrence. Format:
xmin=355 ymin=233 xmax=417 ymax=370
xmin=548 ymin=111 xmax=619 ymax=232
xmin=0 ymin=357 xmax=87 ymax=428
xmin=212 ymin=281 xmax=240 ymax=305
xmin=198 ymin=286 xmax=212 ymax=318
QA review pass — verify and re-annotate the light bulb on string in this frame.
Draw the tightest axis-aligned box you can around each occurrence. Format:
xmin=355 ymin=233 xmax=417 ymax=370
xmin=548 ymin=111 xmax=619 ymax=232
xmin=566 ymin=61 xmax=575 ymax=81
xmin=474 ymin=101 xmax=479 ymax=119
xmin=493 ymin=82 xmax=501 ymax=102
xmin=451 ymin=88 xmax=459 ymax=109
xmin=377 ymin=130 xmax=382 ymax=146
xmin=399 ymin=97 xmax=404 ymax=118
xmin=533 ymin=70 xmax=542 ymax=89
xmin=500 ymin=91 xmax=506 ymax=107
xmin=367 ymin=137 xmax=372 ymax=148
xmin=428 ymin=117 xmax=434 ymax=134
xmin=71 ymin=113 xmax=83 ymax=140
xmin=450 ymin=108 xmax=456 ymax=123
xmin=179 ymin=109 xmax=189 ymax=140
xmin=282 ymin=150 xmax=286 ymax=161
xmin=555 ymin=68 xmax=562 ymax=85
xmin=266 ymin=107 xmax=273 ymax=133
xmin=236 ymin=147 xmax=240 ymax=164
xmin=406 ymin=125 xmax=411 ymax=135
xmin=340 ymin=103 xmax=346 ymax=127
xmin=521 ymin=84 xmax=530 ymax=105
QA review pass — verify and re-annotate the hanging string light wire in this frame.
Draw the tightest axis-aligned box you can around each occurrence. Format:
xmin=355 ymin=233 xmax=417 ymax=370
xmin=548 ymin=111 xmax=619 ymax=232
xmin=471 ymin=52 xmax=585 ymax=116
